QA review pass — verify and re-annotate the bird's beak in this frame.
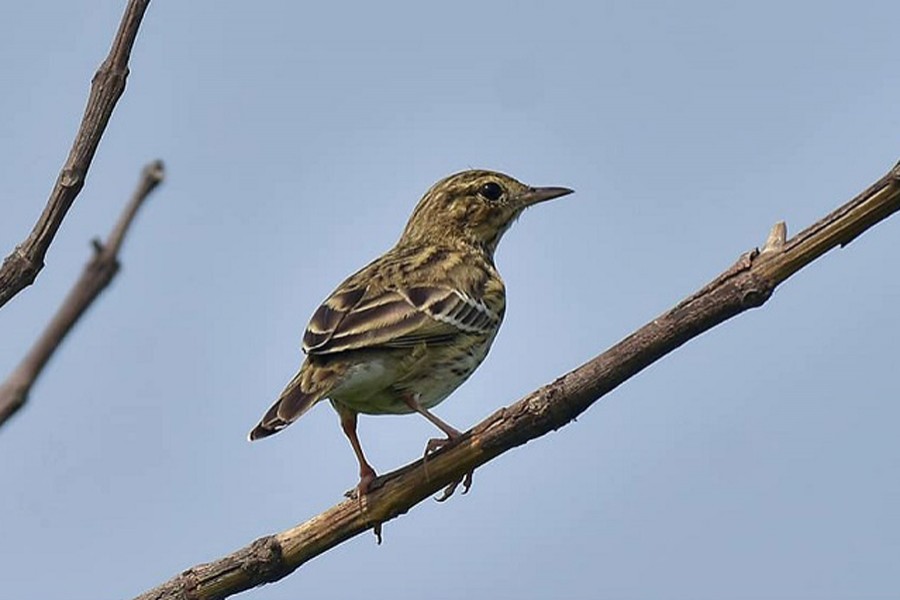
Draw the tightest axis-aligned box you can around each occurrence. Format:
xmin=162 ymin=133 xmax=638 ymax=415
xmin=517 ymin=186 xmax=574 ymax=208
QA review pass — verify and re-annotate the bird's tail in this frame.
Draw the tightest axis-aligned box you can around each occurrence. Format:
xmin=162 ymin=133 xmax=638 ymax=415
xmin=248 ymin=362 xmax=329 ymax=441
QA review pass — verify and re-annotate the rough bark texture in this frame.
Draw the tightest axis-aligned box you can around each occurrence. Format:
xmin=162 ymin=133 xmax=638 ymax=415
xmin=0 ymin=161 xmax=165 ymax=427
xmin=0 ymin=0 xmax=152 ymax=309
xmin=134 ymin=162 xmax=900 ymax=600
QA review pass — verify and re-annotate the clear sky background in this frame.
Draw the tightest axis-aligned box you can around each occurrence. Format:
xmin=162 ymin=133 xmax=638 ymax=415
xmin=2 ymin=2 xmax=899 ymax=599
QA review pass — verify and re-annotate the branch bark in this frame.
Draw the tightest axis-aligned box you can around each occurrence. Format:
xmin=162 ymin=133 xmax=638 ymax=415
xmin=0 ymin=161 xmax=165 ymax=428
xmin=132 ymin=160 xmax=900 ymax=600
xmin=0 ymin=0 xmax=152 ymax=310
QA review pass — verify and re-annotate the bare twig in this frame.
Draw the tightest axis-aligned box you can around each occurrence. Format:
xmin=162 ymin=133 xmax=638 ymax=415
xmin=0 ymin=0 xmax=152 ymax=309
xmin=0 ymin=161 xmax=165 ymax=428
xmin=133 ymin=161 xmax=900 ymax=600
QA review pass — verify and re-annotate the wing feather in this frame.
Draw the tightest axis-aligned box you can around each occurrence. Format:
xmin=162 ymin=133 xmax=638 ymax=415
xmin=302 ymin=284 xmax=501 ymax=356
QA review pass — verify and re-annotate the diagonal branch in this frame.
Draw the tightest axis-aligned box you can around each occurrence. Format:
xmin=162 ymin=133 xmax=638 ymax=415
xmin=0 ymin=0 xmax=152 ymax=310
xmin=134 ymin=161 xmax=900 ymax=600
xmin=0 ymin=160 xmax=165 ymax=428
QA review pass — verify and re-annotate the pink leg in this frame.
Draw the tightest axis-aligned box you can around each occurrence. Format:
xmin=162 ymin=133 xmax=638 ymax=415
xmin=402 ymin=395 xmax=461 ymax=443
xmin=338 ymin=407 xmax=377 ymax=497
xmin=402 ymin=394 xmax=473 ymax=501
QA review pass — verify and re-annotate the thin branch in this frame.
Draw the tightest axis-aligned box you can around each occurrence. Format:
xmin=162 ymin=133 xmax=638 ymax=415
xmin=0 ymin=161 xmax=165 ymax=428
xmin=133 ymin=160 xmax=900 ymax=600
xmin=0 ymin=0 xmax=152 ymax=309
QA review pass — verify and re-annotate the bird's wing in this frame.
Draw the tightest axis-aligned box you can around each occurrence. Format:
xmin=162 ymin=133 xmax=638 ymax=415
xmin=302 ymin=284 xmax=502 ymax=355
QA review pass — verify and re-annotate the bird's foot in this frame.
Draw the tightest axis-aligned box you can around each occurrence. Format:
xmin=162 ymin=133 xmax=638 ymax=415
xmin=357 ymin=470 xmax=376 ymax=497
xmin=344 ymin=466 xmax=378 ymax=503
xmin=421 ymin=431 xmax=460 ymax=477
xmin=421 ymin=431 xmax=474 ymax=501
xmin=435 ymin=469 xmax=474 ymax=502
xmin=424 ymin=432 xmax=460 ymax=455
xmin=342 ymin=475 xmax=386 ymax=544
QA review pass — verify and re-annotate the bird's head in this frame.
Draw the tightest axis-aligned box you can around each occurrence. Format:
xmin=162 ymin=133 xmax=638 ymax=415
xmin=399 ymin=170 xmax=573 ymax=255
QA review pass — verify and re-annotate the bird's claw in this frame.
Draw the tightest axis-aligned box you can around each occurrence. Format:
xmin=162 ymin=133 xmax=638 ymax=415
xmin=421 ymin=433 xmax=473 ymax=501
xmin=344 ymin=470 xmax=377 ymax=506
xmin=425 ymin=435 xmax=457 ymax=456
xmin=435 ymin=470 xmax=474 ymax=502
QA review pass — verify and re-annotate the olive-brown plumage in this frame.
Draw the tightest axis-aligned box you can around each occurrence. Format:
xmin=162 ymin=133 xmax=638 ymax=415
xmin=249 ymin=170 xmax=572 ymax=495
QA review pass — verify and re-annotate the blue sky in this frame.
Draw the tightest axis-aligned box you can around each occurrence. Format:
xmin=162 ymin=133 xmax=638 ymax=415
xmin=1 ymin=2 xmax=899 ymax=599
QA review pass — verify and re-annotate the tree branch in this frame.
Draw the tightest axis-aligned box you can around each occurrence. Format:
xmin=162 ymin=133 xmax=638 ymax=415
xmin=0 ymin=161 xmax=165 ymax=428
xmin=134 ymin=161 xmax=900 ymax=600
xmin=0 ymin=0 xmax=152 ymax=309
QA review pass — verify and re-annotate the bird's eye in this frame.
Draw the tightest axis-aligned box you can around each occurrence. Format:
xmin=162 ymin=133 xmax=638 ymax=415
xmin=479 ymin=182 xmax=504 ymax=201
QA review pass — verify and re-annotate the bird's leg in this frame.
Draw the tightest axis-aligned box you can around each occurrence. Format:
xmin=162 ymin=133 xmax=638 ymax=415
xmin=402 ymin=394 xmax=473 ymax=500
xmin=338 ymin=407 xmax=377 ymax=498
xmin=402 ymin=396 xmax=462 ymax=448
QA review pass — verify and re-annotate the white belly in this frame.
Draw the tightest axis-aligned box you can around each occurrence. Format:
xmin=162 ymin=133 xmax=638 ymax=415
xmin=329 ymin=335 xmax=494 ymax=416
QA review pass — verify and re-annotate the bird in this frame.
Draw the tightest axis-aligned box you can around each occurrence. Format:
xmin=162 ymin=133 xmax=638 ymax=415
xmin=249 ymin=169 xmax=573 ymax=498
